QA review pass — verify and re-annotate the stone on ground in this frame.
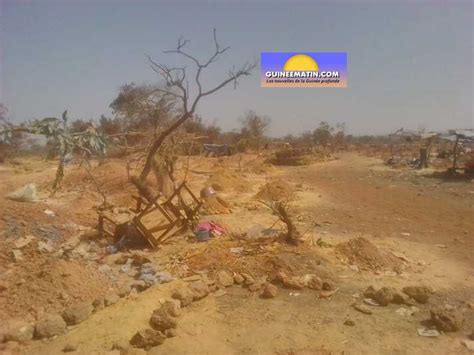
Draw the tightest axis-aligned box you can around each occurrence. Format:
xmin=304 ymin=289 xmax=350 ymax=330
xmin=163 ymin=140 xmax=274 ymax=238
xmin=216 ymin=270 xmax=234 ymax=288
xmin=160 ymin=300 xmax=181 ymax=317
xmin=402 ymin=286 xmax=431 ymax=304
xmin=305 ymin=275 xmax=323 ymax=290
xmin=92 ymin=297 xmax=105 ymax=312
xmin=62 ymin=302 xmax=93 ymax=325
xmin=149 ymin=312 xmax=177 ymax=332
xmin=0 ymin=319 xmax=34 ymax=343
xmin=281 ymin=275 xmax=305 ymax=290
xmin=261 ymin=283 xmax=278 ymax=298
xmin=430 ymin=308 xmax=464 ymax=332
xmin=373 ymin=287 xmax=395 ymax=306
xmin=188 ymin=281 xmax=209 ymax=300
xmin=130 ymin=329 xmax=166 ymax=348
xmin=104 ymin=293 xmax=120 ymax=306
xmin=233 ymin=273 xmax=245 ymax=284
xmin=34 ymin=314 xmax=67 ymax=339
xmin=171 ymin=287 xmax=194 ymax=307
xmin=352 ymin=304 xmax=373 ymax=315
xmin=164 ymin=329 xmax=177 ymax=338
xmin=149 ymin=305 xmax=178 ymax=332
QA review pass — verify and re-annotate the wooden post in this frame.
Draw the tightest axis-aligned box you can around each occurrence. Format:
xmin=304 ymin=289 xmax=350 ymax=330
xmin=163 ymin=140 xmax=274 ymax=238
xmin=419 ymin=148 xmax=428 ymax=169
xmin=452 ymin=135 xmax=460 ymax=171
xmin=425 ymin=137 xmax=433 ymax=167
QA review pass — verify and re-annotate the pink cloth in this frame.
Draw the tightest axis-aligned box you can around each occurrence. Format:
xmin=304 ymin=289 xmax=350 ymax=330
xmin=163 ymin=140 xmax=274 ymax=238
xmin=195 ymin=221 xmax=226 ymax=236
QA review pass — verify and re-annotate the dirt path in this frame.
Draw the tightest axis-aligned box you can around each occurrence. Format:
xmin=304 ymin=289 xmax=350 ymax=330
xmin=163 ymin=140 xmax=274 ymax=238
xmin=290 ymin=154 xmax=474 ymax=296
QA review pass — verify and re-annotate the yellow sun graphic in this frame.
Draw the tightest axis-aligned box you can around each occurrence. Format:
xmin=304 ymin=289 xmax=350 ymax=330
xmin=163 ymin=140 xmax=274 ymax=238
xmin=283 ymin=54 xmax=319 ymax=71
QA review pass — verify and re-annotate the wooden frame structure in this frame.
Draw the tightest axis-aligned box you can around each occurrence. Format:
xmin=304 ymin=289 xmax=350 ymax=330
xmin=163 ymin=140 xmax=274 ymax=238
xmin=98 ymin=182 xmax=202 ymax=248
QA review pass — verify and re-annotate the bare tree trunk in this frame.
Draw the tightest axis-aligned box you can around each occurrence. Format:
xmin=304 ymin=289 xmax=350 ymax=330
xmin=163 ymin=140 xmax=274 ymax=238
xmin=152 ymin=157 xmax=174 ymax=199
xmin=138 ymin=113 xmax=191 ymax=183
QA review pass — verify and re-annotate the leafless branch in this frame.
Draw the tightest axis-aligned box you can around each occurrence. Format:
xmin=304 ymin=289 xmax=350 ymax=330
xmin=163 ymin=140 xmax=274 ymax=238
xmin=134 ymin=29 xmax=256 ymax=193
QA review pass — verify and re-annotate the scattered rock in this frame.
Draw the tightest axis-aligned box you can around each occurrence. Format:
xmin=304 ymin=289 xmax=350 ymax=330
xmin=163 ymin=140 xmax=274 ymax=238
xmin=114 ymin=254 xmax=129 ymax=265
xmin=417 ymin=328 xmax=440 ymax=337
xmin=402 ymin=286 xmax=431 ymax=304
xmin=248 ymin=281 xmax=265 ymax=292
xmin=171 ymin=287 xmax=194 ymax=307
xmin=92 ymin=297 xmax=105 ymax=312
xmin=130 ymin=329 xmax=166 ymax=348
xmin=131 ymin=280 xmax=148 ymax=292
xmin=62 ymin=343 xmax=77 ymax=352
xmin=280 ymin=273 xmax=305 ymax=290
xmin=353 ymin=304 xmax=373 ymax=315
xmin=129 ymin=288 xmax=139 ymax=300
xmin=240 ymin=273 xmax=255 ymax=286
xmin=164 ymin=328 xmax=177 ymax=338
xmin=392 ymin=291 xmax=411 ymax=305
xmin=322 ymin=281 xmax=334 ymax=291
xmin=155 ymin=271 xmax=173 ymax=284
xmin=131 ymin=253 xmax=151 ymax=267
xmin=261 ymin=283 xmax=278 ymax=299
xmin=35 ymin=314 xmax=67 ymax=339
xmin=62 ymin=302 xmax=93 ymax=325
xmin=215 ymin=270 xmax=234 ymax=288
xmin=12 ymin=249 xmax=23 ymax=262
xmin=233 ymin=273 xmax=244 ymax=284
xmin=373 ymin=287 xmax=395 ymax=306
xmin=188 ymin=281 xmax=209 ymax=300
xmin=38 ymin=241 xmax=55 ymax=253
xmin=430 ymin=308 xmax=463 ymax=332
xmin=363 ymin=298 xmax=380 ymax=307
xmin=149 ymin=310 xmax=178 ymax=332
xmin=305 ymin=275 xmax=323 ymax=290
xmin=104 ymin=253 xmax=127 ymax=265
xmin=344 ymin=319 xmax=355 ymax=326
xmin=319 ymin=288 xmax=339 ymax=299
xmin=160 ymin=300 xmax=181 ymax=317
xmin=14 ymin=235 xmax=35 ymax=249
xmin=1 ymin=320 xmax=34 ymax=343
xmin=104 ymin=294 xmax=120 ymax=307
xmin=117 ymin=284 xmax=132 ymax=298
xmin=5 ymin=183 xmax=38 ymax=202
xmin=395 ymin=306 xmax=419 ymax=316
xmin=363 ymin=286 xmax=377 ymax=299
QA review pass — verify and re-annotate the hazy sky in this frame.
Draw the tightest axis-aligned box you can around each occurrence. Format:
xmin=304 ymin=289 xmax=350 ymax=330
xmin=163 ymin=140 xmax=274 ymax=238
xmin=1 ymin=0 xmax=473 ymax=136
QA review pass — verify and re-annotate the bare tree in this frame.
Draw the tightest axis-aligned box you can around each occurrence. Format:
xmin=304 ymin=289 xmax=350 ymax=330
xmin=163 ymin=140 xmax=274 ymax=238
xmin=133 ymin=29 xmax=256 ymax=199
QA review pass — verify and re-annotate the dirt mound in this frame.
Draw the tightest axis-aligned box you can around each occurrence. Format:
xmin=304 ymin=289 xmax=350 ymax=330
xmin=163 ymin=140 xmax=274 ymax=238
xmin=335 ymin=237 xmax=403 ymax=272
xmin=255 ymin=179 xmax=295 ymax=202
xmin=0 ymin=249 xmax=114 ymax=322
xmin=242 ymin=158 xmax=276 ymax=174
xmin=206 ymin=170 xmax=251 ymax=193
xmin=200 ymin=196 xmax=232 ymax=215
xmin=183 ymin=239 xmax=283 ymax=278
xmin=268 ymin=148 xmax=332 ymax=166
